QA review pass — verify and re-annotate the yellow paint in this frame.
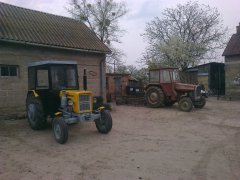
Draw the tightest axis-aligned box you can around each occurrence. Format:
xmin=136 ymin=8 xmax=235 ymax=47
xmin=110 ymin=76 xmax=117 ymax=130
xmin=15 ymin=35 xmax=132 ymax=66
xmin=54 ymin=112 xmax=62 ymax=116
xmin=60 ymin=90 xmax=93 ymax=114
xmin=29 ymin=90 xmax=39 ymax=97
xmin=98 ymin=106 xmax=105 ymax=111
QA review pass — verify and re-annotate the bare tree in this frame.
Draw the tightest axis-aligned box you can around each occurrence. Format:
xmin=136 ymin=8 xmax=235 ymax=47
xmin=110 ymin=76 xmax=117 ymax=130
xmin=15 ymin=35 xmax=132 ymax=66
xmin=68 ymin=0 xmax=127 ymax=66
xmin=141 ymin=1 xmax=228 ymax=70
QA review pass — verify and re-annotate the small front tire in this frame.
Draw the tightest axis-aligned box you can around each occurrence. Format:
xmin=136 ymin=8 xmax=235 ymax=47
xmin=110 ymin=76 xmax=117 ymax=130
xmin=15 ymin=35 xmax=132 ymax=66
xmin=53 ymin=117 xmax=68 ymax=144
xmin=178 ymin=97 xmax=193 ymax=112
xmin=95 ymin=111 xmax=112 ymax=134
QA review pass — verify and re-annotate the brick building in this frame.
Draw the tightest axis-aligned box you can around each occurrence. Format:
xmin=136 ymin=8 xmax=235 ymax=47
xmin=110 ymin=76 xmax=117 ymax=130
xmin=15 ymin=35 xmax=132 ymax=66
xmin=223 ymin=23 xmax=240 ymax=99
xmin=0 ymin=2 xmax=110 ymax=117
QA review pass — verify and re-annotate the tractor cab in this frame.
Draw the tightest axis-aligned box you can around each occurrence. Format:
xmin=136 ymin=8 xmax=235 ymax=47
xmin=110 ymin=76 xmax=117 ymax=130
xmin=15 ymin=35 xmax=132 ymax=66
xmin=26 ymin=61 xmax=112 ymax=144
xmin=149 ymin=68 xmax=180 ymax=84
xmin=28 ymin=61 xmax=79 ymax=116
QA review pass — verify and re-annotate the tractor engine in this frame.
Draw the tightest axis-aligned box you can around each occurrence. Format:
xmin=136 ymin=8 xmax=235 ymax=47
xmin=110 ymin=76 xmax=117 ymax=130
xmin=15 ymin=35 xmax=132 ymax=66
xmin=60 ymin=90 xmax=93 ymax=114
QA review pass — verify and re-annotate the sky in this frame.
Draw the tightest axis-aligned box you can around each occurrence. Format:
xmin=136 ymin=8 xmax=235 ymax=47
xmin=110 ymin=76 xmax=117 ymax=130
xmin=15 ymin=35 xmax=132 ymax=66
xmin=1 ymin=0 xmax=239 ymax=67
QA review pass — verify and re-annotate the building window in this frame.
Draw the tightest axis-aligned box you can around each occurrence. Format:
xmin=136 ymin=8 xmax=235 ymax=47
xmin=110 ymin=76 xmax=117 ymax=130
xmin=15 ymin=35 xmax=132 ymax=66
xmin=0 ymin=65 xmax=18 ymax=77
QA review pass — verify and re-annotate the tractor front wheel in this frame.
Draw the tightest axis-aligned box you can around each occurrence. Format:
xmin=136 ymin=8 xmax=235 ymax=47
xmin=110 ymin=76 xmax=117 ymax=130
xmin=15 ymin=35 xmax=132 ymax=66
xmin=95 ymin=110 xmax=112 ymax=134
xmin=194 ymin=97 xmax=206 ymax=108
xmin=178 ymin=97 xmax=193 ymax=112
xmin=52 ymin=117 xmax=68 ymax=144
xmin=145 ymin=87 xmax=165 ymax=108
xmin=26 ymin=94 xmax=46 ymax=130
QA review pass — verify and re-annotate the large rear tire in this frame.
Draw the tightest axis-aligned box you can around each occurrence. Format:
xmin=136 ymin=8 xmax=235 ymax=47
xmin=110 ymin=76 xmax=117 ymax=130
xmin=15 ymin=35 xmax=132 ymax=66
xmin=26 ymin=94 xmax=46 ymax=130
xmin=145 ymin=86 xmax=165 ymax=108
xmin=178 ymin=97 xmax=193 ymax=112
xmin=52 ymin=117 xmax=68 ymax=144
xmin=95 ymin=110 xmax=112 ymax=134
xmin=194 ymin=97 xmax=206 ymax=108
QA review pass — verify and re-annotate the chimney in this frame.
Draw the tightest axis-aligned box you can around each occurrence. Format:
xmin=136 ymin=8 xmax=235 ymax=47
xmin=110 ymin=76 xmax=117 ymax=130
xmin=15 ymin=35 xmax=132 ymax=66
xmin=237 ymin=23 xmax=240 ymax=34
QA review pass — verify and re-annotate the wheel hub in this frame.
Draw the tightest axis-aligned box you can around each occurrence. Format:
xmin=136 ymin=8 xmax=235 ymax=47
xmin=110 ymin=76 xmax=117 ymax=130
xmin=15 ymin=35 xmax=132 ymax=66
xmin=54 ymin=124 xmax=61 ymax=140
xmin=149 ymin=92 xmax=158 ymax=102
xmin=182 ymin=102 xmax=189 ymax=108
xmin=28 ymin=104 xmax=36 ymax=122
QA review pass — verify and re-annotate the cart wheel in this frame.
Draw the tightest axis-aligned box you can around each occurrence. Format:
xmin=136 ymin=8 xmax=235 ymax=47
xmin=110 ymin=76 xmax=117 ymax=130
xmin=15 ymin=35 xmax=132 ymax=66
xmin=95 ymin=110 xmax=112 ymax=134
xmin=53 ymin=117 xmax=68 ymax=144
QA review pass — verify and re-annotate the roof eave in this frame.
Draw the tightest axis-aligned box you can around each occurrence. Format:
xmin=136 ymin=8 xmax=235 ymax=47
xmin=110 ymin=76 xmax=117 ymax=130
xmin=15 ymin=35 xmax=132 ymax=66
xmin=222 ymin=52 xmax=240 ymax=57
xmin=0 ymin=38 xmax=112 ymax=54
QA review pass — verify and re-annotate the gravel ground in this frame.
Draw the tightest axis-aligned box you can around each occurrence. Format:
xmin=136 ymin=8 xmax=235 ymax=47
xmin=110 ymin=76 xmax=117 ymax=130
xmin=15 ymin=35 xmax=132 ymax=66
xmin=0 ymin=97 xmax=240 ymax=180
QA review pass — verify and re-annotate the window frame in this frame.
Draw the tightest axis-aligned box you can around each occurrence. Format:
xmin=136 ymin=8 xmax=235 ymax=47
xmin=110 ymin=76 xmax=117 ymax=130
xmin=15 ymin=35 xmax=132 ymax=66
xmin=0 ymin=65 xmax=19 ymax=77
xmin=160 ymin=70 xmax=171 ymax=83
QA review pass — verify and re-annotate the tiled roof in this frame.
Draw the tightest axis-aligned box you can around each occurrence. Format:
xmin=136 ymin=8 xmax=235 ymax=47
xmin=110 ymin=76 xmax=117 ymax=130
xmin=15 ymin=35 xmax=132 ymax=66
xmin=223 ymin=33 xmax=240 ymax=56
xmin=0 ymin=2 xmax=111 ymax=53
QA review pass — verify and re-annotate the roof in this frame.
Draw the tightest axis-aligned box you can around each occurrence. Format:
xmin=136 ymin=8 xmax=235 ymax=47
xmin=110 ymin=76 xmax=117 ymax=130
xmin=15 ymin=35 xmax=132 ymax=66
xmin=0 ymin=2 xmax=111 ymax=54
xmin=106 ymin=73 xmax=131 ymax=77
xmin=186 ymin=62 xmax=224 ymax=72
xmin=223 ymin=24 xmax=240 ymax=56
xmin=150 ymin=67 xmax=178 ymax=71
xmin=28 ymin=60 xmax=77 ymax=67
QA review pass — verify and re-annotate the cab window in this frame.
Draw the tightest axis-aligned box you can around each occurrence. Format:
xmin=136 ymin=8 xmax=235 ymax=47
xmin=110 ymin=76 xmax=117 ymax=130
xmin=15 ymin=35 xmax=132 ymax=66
xmin=149 ymin=70 xmax=159 ymax=82
xmin=36 ymin=69 xmax=49 ymax=89
xmin=160 ymin=70 xmax=171 ymax=83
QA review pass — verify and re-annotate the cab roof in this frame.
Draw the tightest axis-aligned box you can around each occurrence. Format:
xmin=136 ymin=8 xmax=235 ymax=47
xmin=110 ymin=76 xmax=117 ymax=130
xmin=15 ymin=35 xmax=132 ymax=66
xmin=28 ymin=61 xmax=77 ymax=67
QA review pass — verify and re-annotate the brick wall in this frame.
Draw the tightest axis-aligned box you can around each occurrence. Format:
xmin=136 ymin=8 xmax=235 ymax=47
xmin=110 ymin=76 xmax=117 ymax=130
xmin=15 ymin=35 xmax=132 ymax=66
xmin=0 ymin=42 xmax=106 ymax=118
xmin=225 ymin=56 xmax=240 ymax=99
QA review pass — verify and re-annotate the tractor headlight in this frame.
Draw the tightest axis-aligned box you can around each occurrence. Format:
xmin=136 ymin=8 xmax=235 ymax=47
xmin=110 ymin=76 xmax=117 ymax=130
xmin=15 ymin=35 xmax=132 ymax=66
xmin=67 ymin=99 xmax=74 ymax=106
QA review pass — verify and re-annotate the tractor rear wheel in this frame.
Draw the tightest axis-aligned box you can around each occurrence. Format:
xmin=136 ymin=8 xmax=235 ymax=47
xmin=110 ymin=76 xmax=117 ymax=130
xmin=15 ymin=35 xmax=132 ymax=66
xmin=52 ymin=116 xmax=68 ymax=144
xmin=26 ymin=94 xmax=46 ymax=130
xmin=145 ymin=86 xmax=165 ymax=108
xmin=194 ymin=97 xmax=206 ymax=108
xmin=95 ymin=110 xmax=112 ymax=134
xmin=178 ymin=97 xmax=193 ymax=112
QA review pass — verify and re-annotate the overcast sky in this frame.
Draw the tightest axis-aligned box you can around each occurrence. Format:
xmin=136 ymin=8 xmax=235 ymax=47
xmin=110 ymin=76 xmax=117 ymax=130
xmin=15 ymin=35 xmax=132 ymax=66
xmin=1 ymin=0 xmax=239 ymax=66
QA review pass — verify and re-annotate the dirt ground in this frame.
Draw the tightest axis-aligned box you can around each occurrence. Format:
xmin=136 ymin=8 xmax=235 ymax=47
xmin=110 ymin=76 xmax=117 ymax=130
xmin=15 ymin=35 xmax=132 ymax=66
xmin=0 ymin=98 xmax=240 ymax=180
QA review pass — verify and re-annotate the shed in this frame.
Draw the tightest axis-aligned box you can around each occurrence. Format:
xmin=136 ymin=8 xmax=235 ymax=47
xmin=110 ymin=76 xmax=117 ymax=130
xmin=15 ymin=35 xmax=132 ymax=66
xmin=185 ymin=62 xmax=225 ymax=95
xmin=106 ymin=73 xmax=140 ymax=102
xmin=0 ymin=2 xmax=111 ymax=118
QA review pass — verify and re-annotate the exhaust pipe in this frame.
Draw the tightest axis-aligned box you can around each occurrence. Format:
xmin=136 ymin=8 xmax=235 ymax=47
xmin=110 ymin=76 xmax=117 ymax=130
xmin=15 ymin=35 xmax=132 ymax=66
xmin=83 ymin=68 xmax=87 ymax=91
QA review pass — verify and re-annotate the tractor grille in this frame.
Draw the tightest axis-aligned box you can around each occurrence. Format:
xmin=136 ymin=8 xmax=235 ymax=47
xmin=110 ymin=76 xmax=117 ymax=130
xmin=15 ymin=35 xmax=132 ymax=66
xmin=195 ymin=85 xmax=202 ymax=97
xmin=79 ymin=94 xmax=91 ymax=113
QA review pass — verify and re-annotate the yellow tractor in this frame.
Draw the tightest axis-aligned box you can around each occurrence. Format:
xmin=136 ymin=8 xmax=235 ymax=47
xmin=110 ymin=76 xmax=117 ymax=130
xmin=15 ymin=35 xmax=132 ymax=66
xmin=26 ymin=61 xmax=112 ymax=144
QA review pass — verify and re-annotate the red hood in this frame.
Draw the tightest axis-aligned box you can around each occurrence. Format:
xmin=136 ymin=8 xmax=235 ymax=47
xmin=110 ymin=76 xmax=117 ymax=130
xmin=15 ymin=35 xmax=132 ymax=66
xmin=174 ymin=83 xmax=196 ymax=92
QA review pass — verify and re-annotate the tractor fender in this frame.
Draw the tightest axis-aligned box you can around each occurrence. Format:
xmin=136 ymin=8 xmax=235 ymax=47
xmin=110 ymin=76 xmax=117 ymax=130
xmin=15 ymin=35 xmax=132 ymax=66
xmin=145 ymin=84 xmax=168 ymax=97
xmin=27 ymin=90 xmax=39 ymax=98
xmin=178 ymin=93 xmax=188 ymax=101
xmin=145 ymin=84 xmax=163 ymax=92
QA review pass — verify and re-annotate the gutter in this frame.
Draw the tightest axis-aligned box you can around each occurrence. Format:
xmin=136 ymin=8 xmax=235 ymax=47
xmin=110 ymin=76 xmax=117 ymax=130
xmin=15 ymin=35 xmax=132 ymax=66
xmin=0 ymin=39 xmax=111 ymax=54
xmin=100 ymin=55 xmax=106 ymax=102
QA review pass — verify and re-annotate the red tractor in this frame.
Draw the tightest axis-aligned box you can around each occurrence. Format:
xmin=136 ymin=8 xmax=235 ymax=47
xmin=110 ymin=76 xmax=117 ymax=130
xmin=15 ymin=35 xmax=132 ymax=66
xmin=145 ymin=67 xmax=206 ymax=112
